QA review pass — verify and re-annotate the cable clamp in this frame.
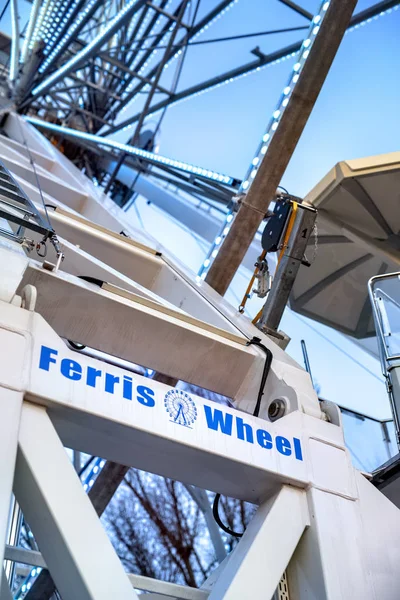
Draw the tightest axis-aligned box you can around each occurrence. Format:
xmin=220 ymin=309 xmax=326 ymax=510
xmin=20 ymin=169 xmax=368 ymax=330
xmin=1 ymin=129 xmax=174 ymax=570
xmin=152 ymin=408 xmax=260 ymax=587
xmin=240 ymin=198 xmax=268 ymax=217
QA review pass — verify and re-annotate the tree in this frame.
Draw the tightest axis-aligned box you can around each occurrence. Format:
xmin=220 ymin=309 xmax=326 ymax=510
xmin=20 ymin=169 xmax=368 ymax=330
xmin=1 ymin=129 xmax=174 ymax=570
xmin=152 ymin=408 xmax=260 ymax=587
xmin=104 ymin=468 xmax=255 ymax=588
xmin=104 ymin=383 xmax=256 ymax=587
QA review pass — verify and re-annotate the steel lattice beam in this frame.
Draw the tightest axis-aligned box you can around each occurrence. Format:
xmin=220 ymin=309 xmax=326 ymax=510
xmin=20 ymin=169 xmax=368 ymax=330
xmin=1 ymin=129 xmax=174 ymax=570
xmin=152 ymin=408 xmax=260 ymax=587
xmin=103 ymin=0 xmax=238 ymax=120
xmin=278 ymin=0 xmax=313 ymax=20
xmin=104 ymin=0 xmax=400 ymax=136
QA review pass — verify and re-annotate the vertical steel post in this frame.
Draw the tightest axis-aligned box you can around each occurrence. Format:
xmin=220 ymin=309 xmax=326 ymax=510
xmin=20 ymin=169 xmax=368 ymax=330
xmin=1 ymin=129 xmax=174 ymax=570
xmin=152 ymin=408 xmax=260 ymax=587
xmin=257 ymin=205 xmax=316 ymax=332
xmin=0 ymin=389 xmax=22 ymax=593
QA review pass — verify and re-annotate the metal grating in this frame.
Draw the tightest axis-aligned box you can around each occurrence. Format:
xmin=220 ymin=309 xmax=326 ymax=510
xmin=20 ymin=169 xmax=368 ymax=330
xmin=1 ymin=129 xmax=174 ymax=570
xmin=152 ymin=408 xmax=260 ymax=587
xmin=273 ymin=571 xmax=290 ymax=600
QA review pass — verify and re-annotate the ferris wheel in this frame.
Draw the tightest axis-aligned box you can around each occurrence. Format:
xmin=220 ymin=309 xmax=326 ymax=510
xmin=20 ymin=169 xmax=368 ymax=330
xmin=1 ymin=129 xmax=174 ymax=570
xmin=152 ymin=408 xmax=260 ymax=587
xmin=164 ymin=389 xmax=198 ymax=428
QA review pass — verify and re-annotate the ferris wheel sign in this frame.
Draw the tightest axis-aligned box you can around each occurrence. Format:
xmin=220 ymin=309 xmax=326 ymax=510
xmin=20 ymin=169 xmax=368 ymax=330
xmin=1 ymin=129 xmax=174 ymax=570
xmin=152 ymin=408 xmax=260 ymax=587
xmin=164 ymin=389 xmax=198 ymax=428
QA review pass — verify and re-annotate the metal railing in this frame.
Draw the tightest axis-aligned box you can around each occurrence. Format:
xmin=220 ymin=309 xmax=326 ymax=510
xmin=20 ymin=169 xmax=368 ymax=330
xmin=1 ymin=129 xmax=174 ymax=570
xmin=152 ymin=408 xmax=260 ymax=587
xmin=368 ymin=272 xmax=400 ymax=446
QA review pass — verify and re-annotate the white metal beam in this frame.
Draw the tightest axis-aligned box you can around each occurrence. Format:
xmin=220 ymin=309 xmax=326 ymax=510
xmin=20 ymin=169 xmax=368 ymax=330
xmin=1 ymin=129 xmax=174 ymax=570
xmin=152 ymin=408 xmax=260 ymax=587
xmin=13 ymin=402 xmax=139 ymax=600
xmin=127 ymin=574 xmax=208 ymax=599
xmin=4 ymin=545 xmax=46 ymax=569
xmin=208 ymin=485 xmax=309 ymax=600
xmin=0 ymin=569 xmax=13 ymax=600
xmin=2 ymin=546 xmax=207 ymax=599
xmin=3 ymin=546 xmax=207 ymax=599
xmin=17 ymin=262 xmax=259 ymax=398
xmin=0 ymin=388 xmax=23 ymax=592
xmin=0 ymin=300 xmax=310 ymax=503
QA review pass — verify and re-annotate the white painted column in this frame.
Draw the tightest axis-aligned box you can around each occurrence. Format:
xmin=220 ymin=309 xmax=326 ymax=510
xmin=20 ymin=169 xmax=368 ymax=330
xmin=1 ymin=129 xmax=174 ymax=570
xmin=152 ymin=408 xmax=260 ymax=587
xmin=0 ymin=389 xmax=23 ymax=593
xmin=208 ymin=486 xmax=309 ymax=600
xmin=0 ymin=569 xmax=13 ymax=600
xmin=14 ymin=402 xmax=139 ymax=600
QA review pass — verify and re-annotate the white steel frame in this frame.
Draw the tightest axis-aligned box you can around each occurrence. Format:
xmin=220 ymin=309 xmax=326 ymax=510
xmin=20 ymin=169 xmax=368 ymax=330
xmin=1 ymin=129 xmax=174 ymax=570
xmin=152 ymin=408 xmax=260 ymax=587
xmin=1 ymin=115 xmax=400 ymax=599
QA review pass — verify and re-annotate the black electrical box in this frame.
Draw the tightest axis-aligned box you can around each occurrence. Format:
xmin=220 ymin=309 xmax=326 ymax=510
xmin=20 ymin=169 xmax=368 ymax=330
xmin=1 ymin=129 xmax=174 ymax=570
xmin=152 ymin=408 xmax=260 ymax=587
xmin=261 ymin=199 xmax=292 ymax=253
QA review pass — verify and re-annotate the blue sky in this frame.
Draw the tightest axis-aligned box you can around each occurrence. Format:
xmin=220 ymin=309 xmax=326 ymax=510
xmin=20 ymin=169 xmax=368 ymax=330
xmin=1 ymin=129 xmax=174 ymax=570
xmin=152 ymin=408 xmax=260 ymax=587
xmin=2 ymin=0 xmax=399 ymax=426
xmin=146 ymin=0 xmax=400 ymax=194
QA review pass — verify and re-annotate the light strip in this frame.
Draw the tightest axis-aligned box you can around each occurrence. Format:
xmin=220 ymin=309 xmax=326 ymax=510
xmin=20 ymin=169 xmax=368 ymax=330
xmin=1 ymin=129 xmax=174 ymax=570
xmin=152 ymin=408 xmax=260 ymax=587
xmin=39 ymin=0 xmax=99 ymax=72
xmin=41 ymin=0 xmax=79 ymax=55
xmin=198 ymin=0 xmax=331 ymax=279
xmin=117 ymin=0 xmax=399 ymax=135
xmin=20 ymin=0 xmax=41 ymax=62
xmin=33 ymin=0 xmax=57 ymax=49
xmin=25 ymin=116 xmax=237 ymax=185
xmin=32 ymin=0 xmax=146 ymax=96
xmin=29 ymin=0 xmax=53 ymax=52
xmin=9 ymin=0 xmax=20 ymax=81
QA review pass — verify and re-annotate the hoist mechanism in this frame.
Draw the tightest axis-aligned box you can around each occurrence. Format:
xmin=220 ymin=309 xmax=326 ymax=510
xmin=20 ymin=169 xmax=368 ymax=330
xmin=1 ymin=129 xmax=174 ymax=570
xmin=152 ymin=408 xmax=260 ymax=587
xmin=261 ymin=194 xmax=299 ymax=254
xmin=239 ymin=192 xmax=316 ymax=336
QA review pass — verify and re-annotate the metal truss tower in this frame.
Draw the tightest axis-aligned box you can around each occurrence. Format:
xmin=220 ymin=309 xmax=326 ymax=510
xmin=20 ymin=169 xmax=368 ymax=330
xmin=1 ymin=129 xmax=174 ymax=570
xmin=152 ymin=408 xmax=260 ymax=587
xmin=4 ymin=0 xmax=399 ymax=209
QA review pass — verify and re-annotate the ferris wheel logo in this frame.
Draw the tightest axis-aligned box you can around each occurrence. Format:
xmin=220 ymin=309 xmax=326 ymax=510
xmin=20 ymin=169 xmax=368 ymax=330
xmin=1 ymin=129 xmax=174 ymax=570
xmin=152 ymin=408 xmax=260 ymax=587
xmin=164 ymin=389 xmax=198 ymax=428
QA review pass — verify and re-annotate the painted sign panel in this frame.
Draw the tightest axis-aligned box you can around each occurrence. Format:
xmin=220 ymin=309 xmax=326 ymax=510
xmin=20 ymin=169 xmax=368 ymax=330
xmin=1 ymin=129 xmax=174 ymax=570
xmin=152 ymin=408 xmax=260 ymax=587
xmin=11 ymin=312 xmax=311 ymax=500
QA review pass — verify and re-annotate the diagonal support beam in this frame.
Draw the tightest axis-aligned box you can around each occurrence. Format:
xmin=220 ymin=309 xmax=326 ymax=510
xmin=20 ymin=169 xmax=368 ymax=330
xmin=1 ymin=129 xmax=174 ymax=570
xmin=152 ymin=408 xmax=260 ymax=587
xmin=205 ymin=0 xmax=358 ymax=295
xmin=105 ymin=0 xmax=400 ymax=136
xmin=341 ymin=178 xmax=393 ymax=237
xmin=98 ymin=53 xmax=171 ymax=95
xmin=278 ymin=0 xmax=313 ymax=20
xmin=208 ymin=486 xmax=309 ymax=600
xmin=13 ymin=402 xmax=139 ymax=600
xmin=103 ymin=0 xmax=238 ymax=124
xmin=146 ymin=1 xmax=190 ymax=28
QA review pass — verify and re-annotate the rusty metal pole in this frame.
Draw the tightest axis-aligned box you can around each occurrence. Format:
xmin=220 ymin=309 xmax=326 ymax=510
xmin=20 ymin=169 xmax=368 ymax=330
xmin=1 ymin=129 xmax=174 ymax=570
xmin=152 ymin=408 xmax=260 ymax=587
xmin=205 ymin=0 xmax=357 ymax=296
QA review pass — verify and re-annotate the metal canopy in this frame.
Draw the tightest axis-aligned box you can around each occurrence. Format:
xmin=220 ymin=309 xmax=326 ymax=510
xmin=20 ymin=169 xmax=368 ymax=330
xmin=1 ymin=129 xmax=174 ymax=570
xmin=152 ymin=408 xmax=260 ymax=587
xmin=290 ymin=151 xmax=400 ymax=338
